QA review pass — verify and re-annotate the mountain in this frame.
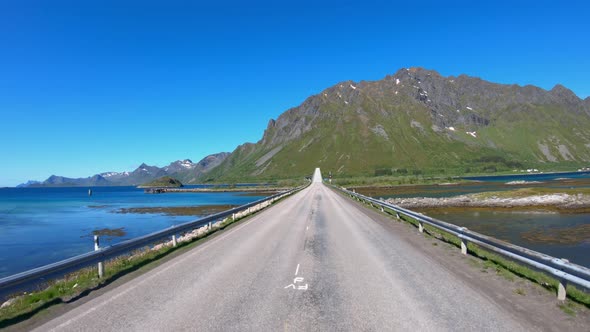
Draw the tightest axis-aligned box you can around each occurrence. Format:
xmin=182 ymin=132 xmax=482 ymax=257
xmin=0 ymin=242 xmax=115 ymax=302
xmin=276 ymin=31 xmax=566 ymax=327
xmin=16 ymin=180 xmax=41 ymax=188
xmin=173 ymin=152 xmax=231 ymax=183
xmin=206 ymin=67 xmax=590 ymax=181
xmin=38 ymin=174 xmax=111 ymax=187
xmin=22 ymin=152 xmax=230 ymax=187
xmin=164 ymin=159 xmax=196 ymax=174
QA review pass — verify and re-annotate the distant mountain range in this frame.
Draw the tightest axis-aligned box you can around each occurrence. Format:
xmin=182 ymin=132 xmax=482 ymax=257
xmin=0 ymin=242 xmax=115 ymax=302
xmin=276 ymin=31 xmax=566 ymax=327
xmin=20 ymin=152 xmax=230 ymax=187
xmin=206 ymin=67 xmax=590 ymax=181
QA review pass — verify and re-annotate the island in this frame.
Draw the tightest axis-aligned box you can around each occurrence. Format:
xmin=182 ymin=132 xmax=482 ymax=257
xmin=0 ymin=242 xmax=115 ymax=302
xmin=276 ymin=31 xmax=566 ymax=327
xmin=138 ymin=176 xmax=184 ymax=191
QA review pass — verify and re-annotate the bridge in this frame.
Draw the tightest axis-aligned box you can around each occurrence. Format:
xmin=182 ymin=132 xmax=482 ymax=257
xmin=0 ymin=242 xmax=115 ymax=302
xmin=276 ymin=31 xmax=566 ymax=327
xmin=4 ymin=168 xmax=589 ymax=330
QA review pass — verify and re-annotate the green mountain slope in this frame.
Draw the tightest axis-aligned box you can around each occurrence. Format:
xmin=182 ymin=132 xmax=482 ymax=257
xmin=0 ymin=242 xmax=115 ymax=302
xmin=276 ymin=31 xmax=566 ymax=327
xmin=206 ymin=68 xmax=590 ymax=181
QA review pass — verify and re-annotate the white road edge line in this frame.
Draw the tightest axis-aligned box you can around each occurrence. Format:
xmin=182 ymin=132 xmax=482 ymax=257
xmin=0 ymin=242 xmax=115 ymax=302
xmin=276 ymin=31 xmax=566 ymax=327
xmin=295 ymin=264 xmax=300 ymax=276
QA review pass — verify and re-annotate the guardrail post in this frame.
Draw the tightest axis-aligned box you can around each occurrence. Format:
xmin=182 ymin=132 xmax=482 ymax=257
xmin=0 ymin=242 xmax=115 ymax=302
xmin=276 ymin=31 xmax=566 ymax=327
xmin=558 ymin=278 xmax=567 ymax=301
xmin=461 ymin=240 xmax=468 ymax=255
xmin=172 ymin=234 xmax=177 ymax=247
xmin=208 ymin=221 xmax=212 ymax=230
xmin=459 ymin=232 xmax=468 ymax=255
xmin=558 ymin=259 xmax=569 ymax=301
xmin=380 ymin=206 xmax=384 ymax=212
xmin=418 ymin=221 xmax=424 ymax=233
xmin=94 ymin=235 xmax=104 ymax=278
xmin=232 ymin=213 xmax=236 ymax=221
xmin=396 ymin=212 xmax=401 ymax=220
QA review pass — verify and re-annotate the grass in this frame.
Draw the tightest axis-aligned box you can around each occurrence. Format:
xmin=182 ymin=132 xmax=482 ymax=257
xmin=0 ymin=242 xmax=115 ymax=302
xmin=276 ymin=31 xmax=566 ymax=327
xmin=333 ymin=175 xmax=466 ymax=187
xmin=330 ymin=167 xmax=580 ymax=188
xmin=558 ymin=301 xmax=578 ymax=316
xmin=351 ymin=192 xmax=590 ymax=308
xmin=0 ymin=190 xmax=298 ymax=328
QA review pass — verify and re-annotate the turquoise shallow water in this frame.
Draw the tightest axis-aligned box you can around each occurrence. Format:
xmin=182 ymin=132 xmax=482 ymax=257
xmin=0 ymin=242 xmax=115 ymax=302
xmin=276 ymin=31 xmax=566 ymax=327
xmin=0 ymin=186 xmax=266 ymax=278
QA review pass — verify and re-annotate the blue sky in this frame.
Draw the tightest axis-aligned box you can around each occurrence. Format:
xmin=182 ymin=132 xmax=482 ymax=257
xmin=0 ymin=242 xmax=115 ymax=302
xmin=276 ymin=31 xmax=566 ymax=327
xmin=0 ymin=0 xmax=589 ymax=186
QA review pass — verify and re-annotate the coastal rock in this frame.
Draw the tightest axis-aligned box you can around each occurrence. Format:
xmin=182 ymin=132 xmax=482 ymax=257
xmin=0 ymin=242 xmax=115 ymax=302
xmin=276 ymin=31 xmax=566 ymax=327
xmin=385 ymin=193 xmax=590 ymax=211
xmin=1 ymin=298 xmax=16 ymax=308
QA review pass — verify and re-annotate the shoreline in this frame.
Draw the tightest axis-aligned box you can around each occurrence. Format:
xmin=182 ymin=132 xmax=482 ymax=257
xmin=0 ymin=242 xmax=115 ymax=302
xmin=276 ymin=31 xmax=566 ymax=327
xmin=142 ymin=187 xmax=289 ymax=194
xmin=116 ymin=205 xmax=239 ymax=216
xmin=87 ymin=204 xmax=240 ymax=217
xmin=385 ymin=193 xmax=590 ymax=214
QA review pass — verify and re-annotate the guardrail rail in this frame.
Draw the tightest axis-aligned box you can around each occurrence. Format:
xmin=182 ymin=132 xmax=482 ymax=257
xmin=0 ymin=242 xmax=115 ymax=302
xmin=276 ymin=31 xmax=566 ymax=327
xmin=0 ymin=184 xmax=307 ymax=300
xmin=333 ymin=185 xmax=590 ymax=301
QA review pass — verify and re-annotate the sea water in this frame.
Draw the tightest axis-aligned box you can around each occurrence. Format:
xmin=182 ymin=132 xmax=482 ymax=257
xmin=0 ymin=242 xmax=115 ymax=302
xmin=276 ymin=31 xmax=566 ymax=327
xmin=367 ymin=172 xmax=590 ymax=268
xmin=422 ymin=209 xmax=590 ymax=268
xmin=0 ymin=186 xmax=266 ymax=278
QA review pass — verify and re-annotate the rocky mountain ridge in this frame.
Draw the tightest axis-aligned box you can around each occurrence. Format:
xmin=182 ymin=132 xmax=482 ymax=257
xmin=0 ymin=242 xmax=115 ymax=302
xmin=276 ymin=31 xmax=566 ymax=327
xmin=207 ymin=67 xmax=590 ymax=181
xmin=21 ymin=152 xmax=230 ymax=187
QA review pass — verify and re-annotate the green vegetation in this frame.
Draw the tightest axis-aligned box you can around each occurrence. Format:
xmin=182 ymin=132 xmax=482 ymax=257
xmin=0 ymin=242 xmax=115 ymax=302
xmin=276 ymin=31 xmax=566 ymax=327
xmin=559 ymin=301 xmax=578 ymax=316
xmin=332 ymin=174 xmax=466 ymax=187
xmin=138 ymin=176 xmax=183 ymax=188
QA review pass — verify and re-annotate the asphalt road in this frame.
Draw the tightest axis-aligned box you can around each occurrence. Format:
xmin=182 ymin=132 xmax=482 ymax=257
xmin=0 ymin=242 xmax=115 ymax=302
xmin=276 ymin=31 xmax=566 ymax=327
xmin=36 ymin=182 xmax=537 ymax=331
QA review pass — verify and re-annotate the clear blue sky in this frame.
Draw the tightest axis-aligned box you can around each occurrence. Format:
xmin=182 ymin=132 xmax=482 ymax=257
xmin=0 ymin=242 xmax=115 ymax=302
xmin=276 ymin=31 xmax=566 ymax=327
xmin=1 ymin=0 xmax=589 ymax=186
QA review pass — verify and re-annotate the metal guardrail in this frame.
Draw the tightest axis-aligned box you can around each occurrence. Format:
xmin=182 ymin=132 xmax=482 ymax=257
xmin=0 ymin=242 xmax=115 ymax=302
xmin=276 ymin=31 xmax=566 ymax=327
xmin=0 ymin=185 xmax=306 ymax=300
xmin=334 ymin=186 xmax=590 ymax=300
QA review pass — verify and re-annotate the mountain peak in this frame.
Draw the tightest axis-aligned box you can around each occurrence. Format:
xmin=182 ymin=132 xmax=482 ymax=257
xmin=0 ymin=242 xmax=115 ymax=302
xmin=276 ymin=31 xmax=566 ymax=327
xmin=550 ymin=84 xmax=577 ymax=97
xmin=166 ymin=159 xmax=196 ymax=171
xmin=267 ymin=119 xmax=276 ymax=129
xmin=17 ymin=180 xmax=41 ymax=188
xmin=391 ymin=67 xmax=442 ymax=78
xmin=549 ymin=84 xmax=584 ymax=113
xmin=407 ymin=67 xmax=440 ymax=75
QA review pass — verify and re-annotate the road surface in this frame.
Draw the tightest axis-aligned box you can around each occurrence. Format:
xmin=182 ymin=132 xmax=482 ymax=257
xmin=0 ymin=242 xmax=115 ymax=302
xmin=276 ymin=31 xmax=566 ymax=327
xmin=35 ymin=178 xmax=561 ymax=331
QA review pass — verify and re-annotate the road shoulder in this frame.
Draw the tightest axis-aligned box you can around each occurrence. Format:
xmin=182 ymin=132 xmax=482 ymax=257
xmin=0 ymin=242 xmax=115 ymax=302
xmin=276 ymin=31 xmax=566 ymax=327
xmin=331 ymin=188 xmax=590 ymax=331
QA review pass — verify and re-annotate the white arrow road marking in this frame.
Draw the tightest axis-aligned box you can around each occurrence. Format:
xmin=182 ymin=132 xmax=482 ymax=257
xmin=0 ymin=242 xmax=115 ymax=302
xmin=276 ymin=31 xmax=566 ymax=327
xmin=284 ymin=264 xmax=308 ymax=291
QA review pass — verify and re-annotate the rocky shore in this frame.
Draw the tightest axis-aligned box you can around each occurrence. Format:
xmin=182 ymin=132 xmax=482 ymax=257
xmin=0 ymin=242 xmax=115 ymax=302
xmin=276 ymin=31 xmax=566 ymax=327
xmin=386 ymin=193 xmax=590 ymax=213
xmin=143 ymin=187 xmax=287 ymax=194
xmin=115 ymin=204 xmax=238 ymax=216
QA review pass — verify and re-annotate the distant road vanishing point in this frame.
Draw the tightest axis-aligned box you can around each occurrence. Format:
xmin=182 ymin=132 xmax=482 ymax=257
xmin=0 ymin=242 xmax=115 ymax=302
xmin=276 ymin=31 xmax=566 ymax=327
xmin=34 ymin=168 xmax=580 ymax=331
xmin=312 ymin=167 xmax=322 ymax=183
